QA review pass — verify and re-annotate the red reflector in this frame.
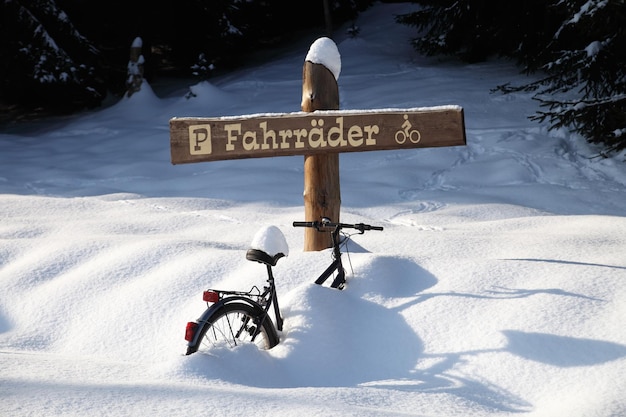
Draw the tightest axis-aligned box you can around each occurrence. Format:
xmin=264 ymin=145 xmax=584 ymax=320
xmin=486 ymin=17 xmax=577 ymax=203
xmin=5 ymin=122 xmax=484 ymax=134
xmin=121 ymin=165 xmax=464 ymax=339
xmin=203 ymin=290 xmax=219 ymax=303
xmin=185 ymin=322 xmax=198 ymax=342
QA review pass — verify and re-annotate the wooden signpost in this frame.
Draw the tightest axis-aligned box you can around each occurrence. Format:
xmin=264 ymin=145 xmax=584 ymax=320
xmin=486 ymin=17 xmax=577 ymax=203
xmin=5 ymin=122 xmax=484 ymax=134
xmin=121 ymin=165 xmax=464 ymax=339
xmin=169 ymin=107 xmax=465 ymax=164
xmin=169 ymin=38 xmax=466 ymax=251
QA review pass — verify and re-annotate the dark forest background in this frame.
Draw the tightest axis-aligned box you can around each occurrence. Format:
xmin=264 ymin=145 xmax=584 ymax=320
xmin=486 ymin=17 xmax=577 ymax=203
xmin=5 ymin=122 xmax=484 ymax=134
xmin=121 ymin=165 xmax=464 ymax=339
xmin=0 ymin=0 xmax=371 ymax=111
xmin=1 ymin=0 xmax=625 ymax=156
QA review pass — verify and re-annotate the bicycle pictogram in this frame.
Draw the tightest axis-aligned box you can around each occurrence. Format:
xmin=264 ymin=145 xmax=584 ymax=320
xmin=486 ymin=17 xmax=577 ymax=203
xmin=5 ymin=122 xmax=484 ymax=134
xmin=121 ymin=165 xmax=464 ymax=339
xmin=395 ymin=114 xmax=421 ymax=144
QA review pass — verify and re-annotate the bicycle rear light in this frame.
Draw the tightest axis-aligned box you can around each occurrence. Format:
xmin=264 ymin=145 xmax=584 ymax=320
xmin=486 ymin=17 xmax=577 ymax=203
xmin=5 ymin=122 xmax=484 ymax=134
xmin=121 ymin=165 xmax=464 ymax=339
xmin=185 ymin=322 xmax=198 ymax=341
xmin=203 ymin=290 xmax=220 ymax=303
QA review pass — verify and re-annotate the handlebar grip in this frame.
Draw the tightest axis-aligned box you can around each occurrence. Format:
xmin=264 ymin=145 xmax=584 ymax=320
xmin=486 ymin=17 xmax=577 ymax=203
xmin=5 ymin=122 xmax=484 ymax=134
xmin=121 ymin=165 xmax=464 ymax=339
xmin=293 ymin=221 xmax=315 ymax=228
xmin=354 ymin=223 xmax=384 ymax=231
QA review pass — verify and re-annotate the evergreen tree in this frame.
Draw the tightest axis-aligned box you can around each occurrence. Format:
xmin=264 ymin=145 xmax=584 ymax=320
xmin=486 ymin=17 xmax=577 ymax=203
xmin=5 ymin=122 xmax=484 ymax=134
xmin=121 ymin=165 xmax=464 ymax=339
xmin=0 ymin=0 xmax=105 ymax=110
xmin=1 ymin=0 xmax=374 ymax=114
xmin=395 ymin=0 xmax=560 ymax=64
xmin=524 ymin=0 xmax=626 ymax=156
xmin=397 ymin=0 xmax=626 ymax=157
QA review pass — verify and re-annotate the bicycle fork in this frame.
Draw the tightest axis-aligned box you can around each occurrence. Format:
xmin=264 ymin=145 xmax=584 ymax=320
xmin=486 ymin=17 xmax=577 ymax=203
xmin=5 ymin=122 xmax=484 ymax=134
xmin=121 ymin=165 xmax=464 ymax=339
xmin=314 ymin=226 xmax=346 ymax=289
xmin=314 ymin=257 xmax=346 ymax=288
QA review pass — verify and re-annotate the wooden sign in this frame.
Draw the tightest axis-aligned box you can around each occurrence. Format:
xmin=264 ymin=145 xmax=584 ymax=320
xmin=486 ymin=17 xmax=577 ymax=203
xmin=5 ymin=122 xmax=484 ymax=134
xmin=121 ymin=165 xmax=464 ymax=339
xmin=169 ymin=37 xmax=468 ymax=252
xmin=169 ymin=106 xmax=465 ymax=164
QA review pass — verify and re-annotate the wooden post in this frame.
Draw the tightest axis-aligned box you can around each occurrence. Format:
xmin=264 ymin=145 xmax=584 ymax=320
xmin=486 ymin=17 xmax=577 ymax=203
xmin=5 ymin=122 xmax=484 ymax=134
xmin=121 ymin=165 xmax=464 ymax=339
xmin=126 ymin=37 xmax=144 ymax=97
xmin=322 ymin=0 xmax=333 ymax=38
xmin=301 ymin=60 xmax=340 ymax=251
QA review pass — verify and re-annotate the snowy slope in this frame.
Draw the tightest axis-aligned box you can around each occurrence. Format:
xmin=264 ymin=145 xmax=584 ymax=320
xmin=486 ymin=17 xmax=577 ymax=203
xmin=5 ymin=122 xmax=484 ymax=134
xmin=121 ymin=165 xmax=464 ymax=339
xmin=1 ymin=3 xmax=626 ymax=416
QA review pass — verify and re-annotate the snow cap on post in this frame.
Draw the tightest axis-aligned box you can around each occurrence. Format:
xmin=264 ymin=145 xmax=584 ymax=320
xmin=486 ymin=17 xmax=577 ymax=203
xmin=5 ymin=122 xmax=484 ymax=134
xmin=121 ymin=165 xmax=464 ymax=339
xmin=305 ymin=37 xmax=341 ymax=81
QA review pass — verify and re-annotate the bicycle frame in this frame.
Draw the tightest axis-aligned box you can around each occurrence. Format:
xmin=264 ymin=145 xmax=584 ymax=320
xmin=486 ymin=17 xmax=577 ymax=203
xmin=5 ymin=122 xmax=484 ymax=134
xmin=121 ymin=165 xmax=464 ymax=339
xmin=314 ymin=224 xmax=347 ymax=289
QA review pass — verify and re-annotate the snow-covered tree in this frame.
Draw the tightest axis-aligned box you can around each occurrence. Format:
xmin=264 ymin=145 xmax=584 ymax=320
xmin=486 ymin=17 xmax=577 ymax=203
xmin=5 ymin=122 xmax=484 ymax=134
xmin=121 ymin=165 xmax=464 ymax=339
xmin=0 ymin=0 xmax=105 ymax=110
xmin=395 ymin=0 xmax=559 ymax=64
xmin=524 ymin=0 xmax=626 ymax=156
xmin=397 ymin=0 xmax=626 ymax=157
xmin=190 ymin=53 xmax=215 ymax=81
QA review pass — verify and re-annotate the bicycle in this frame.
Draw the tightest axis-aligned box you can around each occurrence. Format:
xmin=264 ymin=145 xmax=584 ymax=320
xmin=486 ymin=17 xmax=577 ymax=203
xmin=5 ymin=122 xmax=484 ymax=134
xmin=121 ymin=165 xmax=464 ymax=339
xmin=184 ymin=217 xmax=383 ymax=355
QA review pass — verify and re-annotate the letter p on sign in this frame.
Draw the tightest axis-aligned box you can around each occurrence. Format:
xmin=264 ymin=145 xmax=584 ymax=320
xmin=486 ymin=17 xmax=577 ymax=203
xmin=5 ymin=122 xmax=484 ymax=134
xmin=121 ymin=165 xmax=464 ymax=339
xmin=189 ymin=125 xmax=212 ymax=155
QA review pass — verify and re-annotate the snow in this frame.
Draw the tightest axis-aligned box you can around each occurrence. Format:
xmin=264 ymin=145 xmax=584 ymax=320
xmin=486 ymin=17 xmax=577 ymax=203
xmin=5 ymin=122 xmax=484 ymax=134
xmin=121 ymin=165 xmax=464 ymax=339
xmin=305 ymin=36 xmax=341 ymax=80
xmin=173 ymin=105 xmax=461 ymax=122
xmin=1 ymin=2 xmax=626 ymax=416
xmin=249 ymin=225 xmax=289 ymax=257
xmin=570 ymin=0 xmax=609 ymax=24
xmin=585 ymin=40 xmax=602 ymax=58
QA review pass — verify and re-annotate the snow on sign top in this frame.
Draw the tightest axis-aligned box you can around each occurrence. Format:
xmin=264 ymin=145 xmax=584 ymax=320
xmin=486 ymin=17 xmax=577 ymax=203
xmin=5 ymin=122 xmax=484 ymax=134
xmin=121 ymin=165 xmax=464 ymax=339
xmin=305 ymin=37 xmax=341 ymax=81
xmin=250 ymin=225 xmax=289 ymax=257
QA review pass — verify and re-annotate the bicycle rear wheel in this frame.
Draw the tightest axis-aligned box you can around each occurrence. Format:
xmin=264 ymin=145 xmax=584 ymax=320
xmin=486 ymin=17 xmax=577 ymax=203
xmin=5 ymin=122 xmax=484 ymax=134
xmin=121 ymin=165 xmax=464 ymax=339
xmin=196 ymin=302 xmax=279 ymax=351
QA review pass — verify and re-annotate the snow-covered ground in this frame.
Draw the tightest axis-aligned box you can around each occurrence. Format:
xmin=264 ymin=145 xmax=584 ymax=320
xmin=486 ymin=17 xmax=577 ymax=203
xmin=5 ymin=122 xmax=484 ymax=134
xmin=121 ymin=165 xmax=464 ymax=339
xmin=2 ymin=3 xmax=626 ymax=416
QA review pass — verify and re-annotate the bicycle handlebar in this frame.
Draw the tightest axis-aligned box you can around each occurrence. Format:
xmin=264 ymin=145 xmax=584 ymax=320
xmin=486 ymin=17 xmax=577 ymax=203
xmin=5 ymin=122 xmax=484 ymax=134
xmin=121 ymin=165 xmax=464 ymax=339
xmin=293 ymin=219 xmax=383 ymax=232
